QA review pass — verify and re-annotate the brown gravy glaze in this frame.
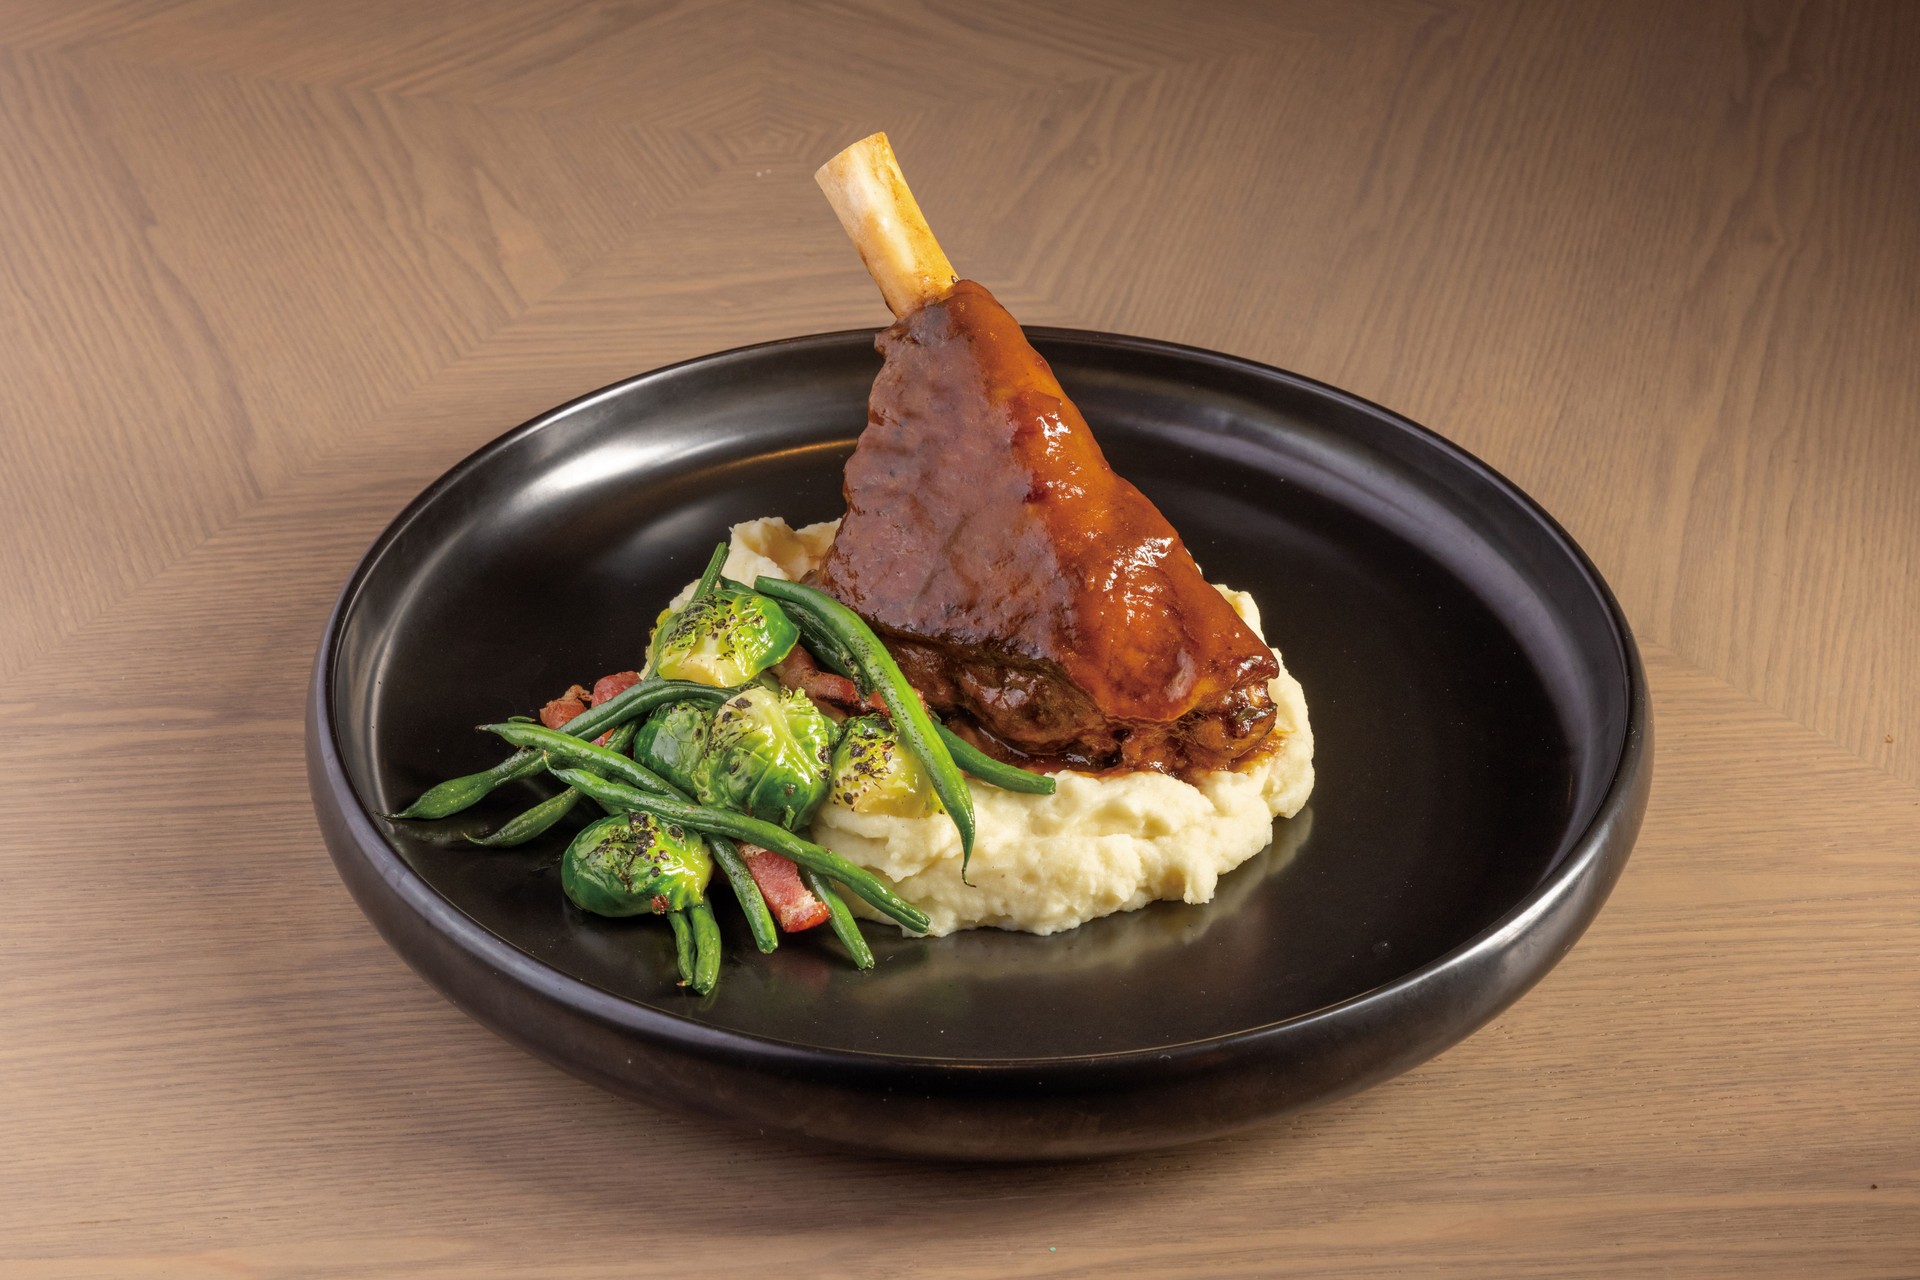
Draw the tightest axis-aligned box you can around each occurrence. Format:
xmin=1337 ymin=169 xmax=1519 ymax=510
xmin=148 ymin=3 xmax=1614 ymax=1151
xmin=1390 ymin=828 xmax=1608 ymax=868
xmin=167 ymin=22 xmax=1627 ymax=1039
xmin=810 ymin=281 xmax=1278 ymax=776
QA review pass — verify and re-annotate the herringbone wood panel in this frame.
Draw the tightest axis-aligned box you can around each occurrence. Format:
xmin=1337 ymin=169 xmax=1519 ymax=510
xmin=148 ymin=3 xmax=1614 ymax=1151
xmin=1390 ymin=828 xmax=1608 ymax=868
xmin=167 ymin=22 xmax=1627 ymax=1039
xmin=2 ymin=1 xmax=1915 ymax=1274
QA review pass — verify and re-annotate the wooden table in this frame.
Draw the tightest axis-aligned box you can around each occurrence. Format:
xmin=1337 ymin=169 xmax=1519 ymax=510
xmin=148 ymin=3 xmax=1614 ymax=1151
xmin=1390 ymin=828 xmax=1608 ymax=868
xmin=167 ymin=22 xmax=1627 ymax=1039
xmin=4 ymin=1 xmax=1916 ymax=1274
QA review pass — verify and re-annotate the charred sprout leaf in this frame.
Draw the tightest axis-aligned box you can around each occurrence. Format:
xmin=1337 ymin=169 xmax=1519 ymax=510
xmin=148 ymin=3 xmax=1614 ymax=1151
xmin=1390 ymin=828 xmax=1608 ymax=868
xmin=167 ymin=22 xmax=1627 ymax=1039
xmin=561 ymin=811 xmax=712 ymax=917
xmin=648 ymin=583 xmax=799 ymax=687
xmin=693 ymin=686 xmax=836 ymax=830
xmin=830 ymin=715 xmax=943 ymax=818
xmin=630 ymin=700 xmax=711 ymax=796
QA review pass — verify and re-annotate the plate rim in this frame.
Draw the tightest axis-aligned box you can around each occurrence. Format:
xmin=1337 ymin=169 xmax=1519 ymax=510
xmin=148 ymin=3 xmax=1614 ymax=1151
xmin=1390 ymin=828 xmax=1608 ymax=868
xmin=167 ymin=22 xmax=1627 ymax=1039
xmin=308 ymin=325 xmax=1649 ymax=1076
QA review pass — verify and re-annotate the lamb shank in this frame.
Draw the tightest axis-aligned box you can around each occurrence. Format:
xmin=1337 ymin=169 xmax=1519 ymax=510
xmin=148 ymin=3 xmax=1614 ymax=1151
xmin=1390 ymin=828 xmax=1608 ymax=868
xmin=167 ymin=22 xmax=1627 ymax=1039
xmin=810 ymin=134 xmax=1278 ymax=776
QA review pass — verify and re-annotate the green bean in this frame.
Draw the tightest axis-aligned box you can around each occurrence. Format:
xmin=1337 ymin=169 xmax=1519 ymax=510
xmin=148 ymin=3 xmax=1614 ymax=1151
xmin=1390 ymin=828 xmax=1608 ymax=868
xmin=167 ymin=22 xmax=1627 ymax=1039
xmin=465 ymin=723 xmax=639 ymax=847
xmin=751 ymin=577 xmax=976 ymax=872
xmin=492 ymin=720 xmax=781 ymax=954
xmin=558 ymin=679 xmax=734 ymax=744
xmin=692 ymin=541 xmax=729 ymax=600
xmin=481 ymin=721 xmax=679 ymax=797
xmin=391 ymin=680 xmax=730 ymax=820
xmin=463 ymin=787 xmax=582 ymax=847
xmin=799 ymin=626 xmax=859 ymax=679
xmin=667 ymin=910 xmax=695 ymax=986
xmin=934 ymin=723 xmax=1056 ymax=795
xmin=549 ymin=767 xmax=930 ymax=934
xmin=389 ymin=749 xmax=543 ymax=820
xmin=801 ymin=867 xmax=874 ymax=970
xmin=688 ymin=900 xmax=722 ymax=994
xmin=709 ymin=837 xmax=778 ymax=954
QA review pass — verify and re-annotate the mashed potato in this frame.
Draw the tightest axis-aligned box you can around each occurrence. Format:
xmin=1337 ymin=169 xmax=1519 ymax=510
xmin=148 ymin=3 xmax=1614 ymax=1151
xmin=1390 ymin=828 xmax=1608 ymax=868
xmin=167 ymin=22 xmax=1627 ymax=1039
xmin=708 ymin=518 xmax=1314 ymax=937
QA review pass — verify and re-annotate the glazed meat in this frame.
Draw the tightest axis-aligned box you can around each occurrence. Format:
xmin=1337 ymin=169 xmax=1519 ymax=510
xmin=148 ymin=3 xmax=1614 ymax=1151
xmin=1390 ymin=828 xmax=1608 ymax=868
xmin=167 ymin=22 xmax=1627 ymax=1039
xmin=811 ymin=136 xmax=1278 ymax=775
xmin=809 ymin=280 xmax=1278 ymax=774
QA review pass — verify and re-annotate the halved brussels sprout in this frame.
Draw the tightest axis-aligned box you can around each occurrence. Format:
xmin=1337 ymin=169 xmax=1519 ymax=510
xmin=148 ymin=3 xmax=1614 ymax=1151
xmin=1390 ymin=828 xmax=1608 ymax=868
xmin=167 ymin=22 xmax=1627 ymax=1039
xmin=630 ymin=700 xmax=711 ymax=796
xmin=692 ymin=686 xmax=836 ymax=830
xmin=828 ymin=714 xmax=944 ymax=818
xmin=648 ymin=583 xmax=799 ymax=687
xmin=561 ymin=811 xmax=712 ymax=916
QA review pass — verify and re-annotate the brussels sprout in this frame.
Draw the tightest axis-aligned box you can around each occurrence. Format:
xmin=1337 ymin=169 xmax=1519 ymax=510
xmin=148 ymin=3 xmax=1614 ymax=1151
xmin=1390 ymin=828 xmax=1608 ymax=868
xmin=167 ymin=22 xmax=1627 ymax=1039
xmin=692 ymin=686 xmax=836 ymax=830
xmin=561 ymin=811 xmax=712 ymax=917
xmin=828 ymin=715 xmax=944 ymax=818
xmin=648 ymin=583 xmax=799 ymax=686
xmin=630 ymin=700 xmax=711 ymax=796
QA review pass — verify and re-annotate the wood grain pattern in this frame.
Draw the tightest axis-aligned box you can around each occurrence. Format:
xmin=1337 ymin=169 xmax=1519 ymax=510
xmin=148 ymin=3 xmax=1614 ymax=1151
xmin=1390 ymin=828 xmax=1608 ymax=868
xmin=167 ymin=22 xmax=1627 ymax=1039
xmin=2 ymin=0 xmax=1916 ymax=1274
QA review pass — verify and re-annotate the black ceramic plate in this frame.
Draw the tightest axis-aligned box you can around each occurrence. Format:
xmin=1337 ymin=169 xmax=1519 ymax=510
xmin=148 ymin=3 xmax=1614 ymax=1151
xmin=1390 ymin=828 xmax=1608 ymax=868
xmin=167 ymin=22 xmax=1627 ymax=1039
xmin=307 ymin=330 xmax=1648 ymax=1159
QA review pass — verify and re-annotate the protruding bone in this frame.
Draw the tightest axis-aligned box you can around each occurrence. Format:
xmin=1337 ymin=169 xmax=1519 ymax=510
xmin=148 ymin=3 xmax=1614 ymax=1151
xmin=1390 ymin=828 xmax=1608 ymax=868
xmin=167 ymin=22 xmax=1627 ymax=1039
xmin=815 ymin=132 xmax=957 ymax=317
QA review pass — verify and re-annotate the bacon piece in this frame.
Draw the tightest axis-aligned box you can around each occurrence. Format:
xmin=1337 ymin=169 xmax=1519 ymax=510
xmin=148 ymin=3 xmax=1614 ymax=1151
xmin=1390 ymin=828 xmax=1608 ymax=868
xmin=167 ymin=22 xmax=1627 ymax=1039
xmin=587 ymin=671 xmax=642 ymax=745
xmin=771 ymin=646 xmax=877 ymax=716
xmin=740 ymin=843 xmax=830 ymax=932
xmin=537 ymin=673 xmax=638 ymax=745
xmin=539 ymin=684 xmax=592 ymax=730
xmin=591 ymin=670 xmax=641 ymax=707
